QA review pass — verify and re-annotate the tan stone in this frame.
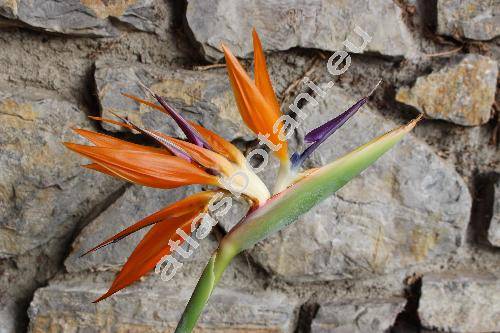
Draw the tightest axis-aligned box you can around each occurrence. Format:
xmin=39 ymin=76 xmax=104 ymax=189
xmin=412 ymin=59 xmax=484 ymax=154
xmin=419 ymin=272 xmax=500 ymax=332
xmin=396 ymin=54 xmax=498 ymax=126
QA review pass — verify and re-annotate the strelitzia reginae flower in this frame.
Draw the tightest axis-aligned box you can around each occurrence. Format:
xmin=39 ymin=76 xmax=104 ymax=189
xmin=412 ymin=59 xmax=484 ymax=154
xmin=64 ymin=30 xmax=421 ymax=333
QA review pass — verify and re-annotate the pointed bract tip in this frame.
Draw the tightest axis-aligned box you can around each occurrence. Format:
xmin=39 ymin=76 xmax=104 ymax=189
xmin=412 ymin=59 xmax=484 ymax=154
xmin=108 ymin=110 xmax=124 ymax=120
xmin=106 ymin=111 xmax=132 ymax=127
xmin=79 ymin=242 xmax=109 ymax=258
xmin=79 ymin=250 xmax=91 ymax=258
xmin=368 ymin=79 xmax=382 ymax=97
xmin=93 ymin=292 xmax=110 ymax=303
xmin=136 ymin=80 xmax=155 ymax=98
xmin=407 ymin=113 xmax=424 ymax=129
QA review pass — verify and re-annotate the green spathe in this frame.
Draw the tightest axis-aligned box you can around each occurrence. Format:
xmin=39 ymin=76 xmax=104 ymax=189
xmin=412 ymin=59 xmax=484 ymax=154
xmin=174 ymin=116 xmax=421 ymax=333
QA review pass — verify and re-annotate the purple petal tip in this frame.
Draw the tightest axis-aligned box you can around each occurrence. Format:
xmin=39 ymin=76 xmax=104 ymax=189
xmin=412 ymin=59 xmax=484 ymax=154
xmin=293 ymin=80 xmax=382 ymax=169
xmin=136 ymin=81 xmax=212 ymax=150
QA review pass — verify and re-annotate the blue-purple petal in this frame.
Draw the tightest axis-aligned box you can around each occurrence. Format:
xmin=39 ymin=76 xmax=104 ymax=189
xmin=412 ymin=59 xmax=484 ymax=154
xmin=137 ymin=81 xmax=212 ymax=150
xmin=291 ymin=91 xmax=377 ymax=170
xmin=154 ymin=94 xmax=212 ymax=149
xmin=304 ymin=97 xmax=367 ymax=143
xmin=107 ymin=110 xmax=194 ymax=162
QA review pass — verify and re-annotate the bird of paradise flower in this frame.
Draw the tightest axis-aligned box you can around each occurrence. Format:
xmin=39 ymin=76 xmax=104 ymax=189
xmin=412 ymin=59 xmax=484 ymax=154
xmin=64 ymin=30 xmax=422 ymax=332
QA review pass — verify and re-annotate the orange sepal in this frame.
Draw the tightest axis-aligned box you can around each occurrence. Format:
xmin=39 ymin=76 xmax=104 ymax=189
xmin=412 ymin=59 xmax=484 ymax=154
xmin=122 ymin=92 xmax=251 ymax=166
xmin=253 ymin=29 xmax=281 ymax=118
xmin=82 ymin=191 xmax=218 ymax=256
xmin=73 ymin=128 xmax=170 ymax=155
xmin=222 ymin=44 xmax=288 ymax=161
xmin=122 ymin=93 xmax=244 ymax=163
xmin=83 ymin=163 xmax=117 ymax=177
xmin=64 ymin=143 xmax=217 ymax=188
xmin=94 ymin=209 xmax=203 ymax=302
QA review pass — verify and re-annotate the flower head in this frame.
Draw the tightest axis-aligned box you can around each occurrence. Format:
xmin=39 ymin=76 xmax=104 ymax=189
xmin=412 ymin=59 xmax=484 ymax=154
xmin=64 ymin=30 xmax=421 ymax=330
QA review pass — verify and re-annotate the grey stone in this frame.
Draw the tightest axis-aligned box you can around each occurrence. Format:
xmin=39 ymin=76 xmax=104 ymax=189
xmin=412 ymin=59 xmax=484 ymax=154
xmin=0 ymin=10 xmax=185 ymax=105
xmin=437 ymin=0 xmax=500 ymax=41
xmin=185 ymin=0 xmax=417 ymax=61
xmin=111 ymin=0 xmax=157 ymax=32
xmin=28 ymin=273 xmax=297 ymax=333
xmin=419 ymin=272 xmax=500 ymax=333
xmin=396 ymin=54 xmax=498 ymax=126
xmin=311 ymin=297 xmax=406 ymax=333
xmin=0 ymin=87 xmax=122 ymax=257
xmin=0 ymin=235 xmax=75 ymax=333
xmin=411 ymin=121 xmax=500 ymax=182
xmin=0 ymin=0 xmax=157 ymax=37
xmin=238 ymin=87 xmax=471 ymax=282
xmin=94 ymin=60 xmax=253 ymax=140
xmin=487 ymin=178 xmax=500 ymax=247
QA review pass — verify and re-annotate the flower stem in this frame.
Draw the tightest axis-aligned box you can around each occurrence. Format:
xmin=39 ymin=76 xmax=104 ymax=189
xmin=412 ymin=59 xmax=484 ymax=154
xmin=174 ymin=240 xmax=238 ymax=333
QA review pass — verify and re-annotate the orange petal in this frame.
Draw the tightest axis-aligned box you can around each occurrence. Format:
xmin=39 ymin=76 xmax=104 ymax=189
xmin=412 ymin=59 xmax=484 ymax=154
xmin=153 ymin=132 xmax=234 ymax=176
xmin=82 ymin=191 xmax=218 ymax=256
xmin=253 ymin=29 xmax=281 ymax=118
xmin=85 ymin=162 xmax=158 ymax=187
xmin=74 ymin=128 xmax=170 ymax=155
xmin=94 ymin=209 xmax=203 ymax=302
xmin=222 ymin=44 xmax=288 ymax=161
xmin=188 ymin=121 xmax=246 ymax=165
xmin=65 ymin=143 xmax=217 ymax=188
xmin=88 ymin=159 xmax=186 ymax=187
xmin=83 ymin=163 xmax=117 ymax=177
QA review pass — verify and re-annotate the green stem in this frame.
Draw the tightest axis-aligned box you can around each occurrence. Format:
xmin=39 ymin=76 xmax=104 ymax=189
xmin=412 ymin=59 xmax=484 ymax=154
xmin=174 ymin=240 xmax=239 ymax=333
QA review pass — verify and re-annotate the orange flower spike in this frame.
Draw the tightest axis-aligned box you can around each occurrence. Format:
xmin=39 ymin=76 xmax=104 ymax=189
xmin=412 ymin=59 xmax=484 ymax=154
xmin=94 ymin=211 xmax=198 ymax=302
xmin=222 ymin=43 xmax=288 ymax=162
xmin=64 ymin=143 xmax=218 ymax=188
xmin=82 ymin=191 xmax=218 ymax=256
xmin=252 ymin=29 xmax=281 ymax=119
xmin=73 ymin=128 xmax=170 ymax=155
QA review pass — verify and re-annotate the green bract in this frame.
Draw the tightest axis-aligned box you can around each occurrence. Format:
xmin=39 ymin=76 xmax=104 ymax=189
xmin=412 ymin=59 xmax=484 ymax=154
xmin=174 ymin=116 xmax=421 ymax=333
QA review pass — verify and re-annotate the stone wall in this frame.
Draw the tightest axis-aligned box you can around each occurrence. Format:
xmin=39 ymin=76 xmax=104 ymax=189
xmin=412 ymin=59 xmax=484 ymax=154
xmin=0 ymin=0 xmax=498 ymax=332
